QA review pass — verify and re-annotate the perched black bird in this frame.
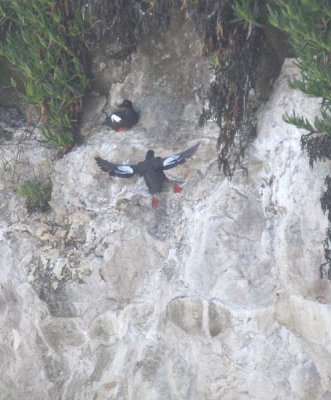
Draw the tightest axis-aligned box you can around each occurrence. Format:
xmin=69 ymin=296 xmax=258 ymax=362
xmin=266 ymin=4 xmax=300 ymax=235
xmin=95 ymin=142 xmax=199 ymax=207
xmin=103 ymin=99 xmax=139 ymax=132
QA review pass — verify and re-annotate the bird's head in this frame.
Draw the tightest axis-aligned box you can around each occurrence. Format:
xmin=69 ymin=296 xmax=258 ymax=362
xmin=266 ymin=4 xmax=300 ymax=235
xmin=119 ymin=99 xmax=133 ymax=109
xmin=146 ymin=150 xmax=155 ymax=159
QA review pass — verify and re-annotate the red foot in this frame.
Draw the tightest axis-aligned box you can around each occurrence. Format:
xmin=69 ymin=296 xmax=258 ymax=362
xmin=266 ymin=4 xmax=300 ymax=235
xmin=173 ymin=184 xmax=183 ymax=193
xmin=152 ymin=197 xmax=160 ymax=208
xmin=116 ymin=127 xmax=128 ymax=132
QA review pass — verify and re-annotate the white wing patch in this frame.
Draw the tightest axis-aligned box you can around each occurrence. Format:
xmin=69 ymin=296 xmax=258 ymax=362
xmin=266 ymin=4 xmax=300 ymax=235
xmin=111 ymin=114 xmax=122 ymax=123
xmin=163 ymin=155 xmax=180 ymax=167
xmin=116 ymin=165 xmax=134 ymax=174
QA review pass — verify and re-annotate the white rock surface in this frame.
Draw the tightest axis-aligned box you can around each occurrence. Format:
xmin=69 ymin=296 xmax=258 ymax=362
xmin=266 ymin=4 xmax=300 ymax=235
xmin=0 ymin=15 xmax=331 ymax=400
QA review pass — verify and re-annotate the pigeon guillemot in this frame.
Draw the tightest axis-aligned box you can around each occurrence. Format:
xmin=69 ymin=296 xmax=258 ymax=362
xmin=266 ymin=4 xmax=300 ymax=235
xmin=103 ymin=99 xmax=139 ymax=132
xmin=95 ymin=142 xmax=200 ymax=207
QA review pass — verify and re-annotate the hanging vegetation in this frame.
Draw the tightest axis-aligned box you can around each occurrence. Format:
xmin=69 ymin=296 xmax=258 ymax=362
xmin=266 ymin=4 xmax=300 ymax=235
xmin=269 ymin=0 xmax=331 ymax=279
xmin=0 ymin=0 xmax=91 ymax=150
xmin=268 ymin=0 xmax=331 ymax=166
xmin=72 ymin=0 xmax=179 ymax=57
xmin=183 ymin=0 xmax=265 ymax=178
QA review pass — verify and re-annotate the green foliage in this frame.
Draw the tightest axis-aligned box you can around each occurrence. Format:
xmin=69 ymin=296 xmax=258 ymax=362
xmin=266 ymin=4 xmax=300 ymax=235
xmin=18 ymin=179 xmax=52 ymax=212
xmin=0 ymin=0 xmax=90 ymax=149
xmin=283 ymin=111 xmax=316 ymax=132
xmin=208 ymin=53 xmax=221 ymax=72
xmin=268 ymin=0 xmax=331 ymax=140
xmin=232 ymin=0 xmax=263 ymax=39
xmin=142 ymin=0 xmax=156 ymax=7
xmin=269 ymin=0 xmax=331 ymax=276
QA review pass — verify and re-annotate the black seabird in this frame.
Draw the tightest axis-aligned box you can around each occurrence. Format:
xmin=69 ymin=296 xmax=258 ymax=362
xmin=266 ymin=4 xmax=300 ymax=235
xmin=95 ymin=142 xmax=199 ymax=207
xmin=103 ymin=100 xmax=139 ymax=132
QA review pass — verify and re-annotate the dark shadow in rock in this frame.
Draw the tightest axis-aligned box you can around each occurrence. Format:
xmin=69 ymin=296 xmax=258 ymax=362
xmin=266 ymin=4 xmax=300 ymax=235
xmin=147 ymin=197 xmax=170 ymax=241
xmin=254 ymin=24 xmax=294 ymax=102
xmin=0 ymin=284 xmax=22 ymax=329
xmin=0 ymin=107 xmax=26 ymax=130
xmin=39 ymin=284 xmax=76 ymax=318
xmin=149 ymin=213 xmax=169 ymax=241
xmin=0 ymin=60 xmax=22 ymax=109
xmin=89 ymin=344 xmax=112 ymax=383
xmin=30 ymin=262 xmax=77 ymax=317
xmin=36 ymin=333 xmax=68 ymax=397
xmin=320 ymin=176 xmax=331 ymax=280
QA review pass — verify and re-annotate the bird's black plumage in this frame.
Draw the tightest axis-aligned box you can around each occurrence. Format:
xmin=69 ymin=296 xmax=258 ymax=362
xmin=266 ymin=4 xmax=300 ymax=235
xmin=103 ymin=99 xmax=139 ymax=131
xmin=95 ymin=142 xmax=199 ymax=195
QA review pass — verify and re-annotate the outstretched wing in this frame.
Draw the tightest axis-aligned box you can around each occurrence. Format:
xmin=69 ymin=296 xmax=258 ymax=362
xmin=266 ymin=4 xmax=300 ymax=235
xmin=160 ymin=142 xmax=200 ymax=171
xmin=95 ymin=157 xmax=137 ymax=178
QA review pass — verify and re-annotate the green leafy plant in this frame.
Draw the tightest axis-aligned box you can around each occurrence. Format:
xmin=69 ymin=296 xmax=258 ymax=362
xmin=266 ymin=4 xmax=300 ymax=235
xmin=208 ymin=53 xmax=221 ymax=72
xmin=0 ymin=0 xmax=90 ymax=150
xmin=268 ymin=0 xmax=331 ymax=157
xmin=284 ymin=110 xmax=331 ymax=137
xmin=18 ymin=179 xmax=52 ymax=212
xmin=269 ymin=0 xmax=331 ymax=279
xmin=142 ymin=0 xmax=156 ymax=8
xmin=232 ymin=0 xmax=263 ymax=39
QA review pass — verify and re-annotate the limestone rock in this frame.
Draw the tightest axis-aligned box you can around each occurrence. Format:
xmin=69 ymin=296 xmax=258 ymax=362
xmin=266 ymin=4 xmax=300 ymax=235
xmin=1 ymin=12 xmax=331 ymax=400
xmin=167 ymin=296 xmax=204 ymax=335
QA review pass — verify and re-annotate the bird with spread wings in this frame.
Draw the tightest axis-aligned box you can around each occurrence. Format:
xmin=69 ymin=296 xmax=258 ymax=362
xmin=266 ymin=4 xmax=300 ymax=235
xmin=95 ymin=142 xmax=199 ymax=207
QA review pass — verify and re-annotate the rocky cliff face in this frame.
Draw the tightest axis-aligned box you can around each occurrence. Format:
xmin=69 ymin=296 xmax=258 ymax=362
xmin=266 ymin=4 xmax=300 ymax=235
xmin=1 ymin=14 xmax=331 ymax=400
